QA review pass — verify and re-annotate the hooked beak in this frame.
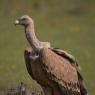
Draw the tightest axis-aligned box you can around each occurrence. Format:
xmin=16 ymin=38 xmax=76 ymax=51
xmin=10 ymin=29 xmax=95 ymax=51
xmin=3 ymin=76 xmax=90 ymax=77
xmin=15 ymin=19 xmax=20 ymax=25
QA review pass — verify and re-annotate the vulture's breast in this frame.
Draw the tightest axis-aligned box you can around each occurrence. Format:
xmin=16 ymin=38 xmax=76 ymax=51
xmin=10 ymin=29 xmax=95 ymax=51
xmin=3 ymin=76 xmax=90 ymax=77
xmin=30 ymin=58 xmax=50 ymax=86
xmin=24 ymin=48 xmax=51 ymax=86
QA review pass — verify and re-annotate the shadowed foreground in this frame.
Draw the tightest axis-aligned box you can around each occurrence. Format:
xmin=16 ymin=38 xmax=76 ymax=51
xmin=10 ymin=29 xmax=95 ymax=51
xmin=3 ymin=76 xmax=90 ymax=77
xmin=7 ymin=82 xmax=44 ymax=95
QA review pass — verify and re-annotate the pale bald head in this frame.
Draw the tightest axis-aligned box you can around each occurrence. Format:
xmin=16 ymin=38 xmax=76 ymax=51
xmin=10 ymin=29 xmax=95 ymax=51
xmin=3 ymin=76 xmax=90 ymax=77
xmin=15 ymin=15 xmax=51 ymax=51
xmin=15 ymin=15 xmax=34 ymax=26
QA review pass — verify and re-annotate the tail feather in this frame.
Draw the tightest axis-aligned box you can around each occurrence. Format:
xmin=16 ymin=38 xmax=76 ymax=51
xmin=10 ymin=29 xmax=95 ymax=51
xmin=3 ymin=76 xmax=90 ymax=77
xmin=58 ymin=85 xmax=81 ymax=95
xmin=77 ymin=71 xmax=87 ymax=95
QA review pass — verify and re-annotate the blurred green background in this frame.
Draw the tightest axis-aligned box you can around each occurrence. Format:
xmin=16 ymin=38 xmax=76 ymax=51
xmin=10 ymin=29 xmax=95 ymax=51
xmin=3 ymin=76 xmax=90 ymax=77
xmin=0 ymin=0 xmax=95 ymax=95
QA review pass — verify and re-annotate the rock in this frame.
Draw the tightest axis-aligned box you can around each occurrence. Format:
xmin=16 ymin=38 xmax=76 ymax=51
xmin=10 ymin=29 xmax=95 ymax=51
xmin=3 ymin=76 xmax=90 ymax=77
xmin=7 ymin=82 xmax=44 ymax=95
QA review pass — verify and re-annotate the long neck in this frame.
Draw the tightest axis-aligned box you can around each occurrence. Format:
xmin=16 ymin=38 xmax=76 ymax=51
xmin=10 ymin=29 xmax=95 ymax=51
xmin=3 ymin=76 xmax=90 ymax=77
xmin=25 ymin=23 xmax=41 ymax=52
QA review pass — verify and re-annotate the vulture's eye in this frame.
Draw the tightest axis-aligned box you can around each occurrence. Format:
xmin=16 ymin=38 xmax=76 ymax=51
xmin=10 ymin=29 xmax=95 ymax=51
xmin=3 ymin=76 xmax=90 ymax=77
xmin=22 ymin=18 xmax=27 ymax=21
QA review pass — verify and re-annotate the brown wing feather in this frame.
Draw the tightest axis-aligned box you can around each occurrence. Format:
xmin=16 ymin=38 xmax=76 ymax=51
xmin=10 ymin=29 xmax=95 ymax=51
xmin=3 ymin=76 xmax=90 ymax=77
xmin=24 ymin=48 xmax=35 ymax=80
xmin=77 ymin=71 xmax=87 ymax=95
xmin=51 ymin=48 xmax=87 ymax=95
xmin=40 ymin=48 xmax=81 ymax=94
xmin=51 ymin=48 xmax=78 ymax=67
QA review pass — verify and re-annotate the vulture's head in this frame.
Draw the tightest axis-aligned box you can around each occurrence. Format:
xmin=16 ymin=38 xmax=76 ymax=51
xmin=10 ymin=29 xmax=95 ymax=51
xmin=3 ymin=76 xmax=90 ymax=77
xmin=15 ymin=15 xmax=34 ymax=26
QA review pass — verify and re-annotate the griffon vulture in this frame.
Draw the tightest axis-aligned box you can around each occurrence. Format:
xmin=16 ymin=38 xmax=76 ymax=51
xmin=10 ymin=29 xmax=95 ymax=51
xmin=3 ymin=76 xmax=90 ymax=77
xmin=15 ymin=15 xmax=87 ymax=95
